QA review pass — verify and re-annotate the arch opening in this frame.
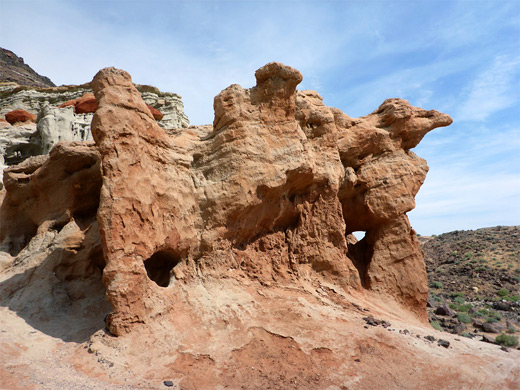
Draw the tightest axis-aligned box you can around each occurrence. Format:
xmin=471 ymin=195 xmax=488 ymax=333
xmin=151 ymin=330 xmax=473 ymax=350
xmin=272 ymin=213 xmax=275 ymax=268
xmin=144 ymin=251 xmax=181 ymax=288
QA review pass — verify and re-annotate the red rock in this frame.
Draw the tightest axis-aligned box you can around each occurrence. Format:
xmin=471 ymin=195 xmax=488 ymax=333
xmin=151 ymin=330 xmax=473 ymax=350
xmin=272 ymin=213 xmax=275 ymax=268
xmin=87 ymin=63 xmax=452 ymax=335
xmin=1 ymin=63 xmax=453 ymax=337
xmin=5 ymin=109 xmax=36 ymax=124
xmin=146 ymin=104 xmax=163 ymax=120
xmin=59 ymin=92 xmax=98 ymax=114
xmin=75 ymin=96 xmax=98 ymax=114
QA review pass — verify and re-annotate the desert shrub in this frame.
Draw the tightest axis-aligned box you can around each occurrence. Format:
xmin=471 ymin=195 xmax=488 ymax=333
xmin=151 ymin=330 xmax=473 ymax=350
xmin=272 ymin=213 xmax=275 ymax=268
xmin=497 ymin=288 xmax=509 ymax=297
xmin=430 ymin=321 xmax=443 ymax=331
xmin=515 ymin=268 xmax=520 ymax=274
xmin=486 ymin=316 xmax=500 ymax=323
xmin=478 ymin=308 xmax=490 ymax=316
xmin=462 ymin=333 xmax=472 ymax=338
xmin=495 ymin=334 xmax=519 ymax=347
xmin=431 ymin=281 xmax=444 ymax=289
xmin=453 ymin=296 xmax=465 ymax=304
xmin=457 ymin=313 xmax=472 ymax=324
xmin=508 ymin=327 xmax=516 ymax=334
xmin=451 ymin=292 xmax=465 ymax=298
xmin=456 ymin=303 xmax=472 ymax=312
xmin=464 ymin=253 xmax=472 ymax=260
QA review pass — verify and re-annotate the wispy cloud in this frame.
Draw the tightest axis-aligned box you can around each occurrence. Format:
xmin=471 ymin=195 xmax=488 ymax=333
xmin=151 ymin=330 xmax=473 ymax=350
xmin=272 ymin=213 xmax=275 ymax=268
xmin=456 ymin=55 xmax=520 ymax=122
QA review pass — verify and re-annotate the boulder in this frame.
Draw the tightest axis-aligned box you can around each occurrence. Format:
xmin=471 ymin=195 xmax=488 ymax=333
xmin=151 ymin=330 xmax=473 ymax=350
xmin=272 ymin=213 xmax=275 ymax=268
xmin=435 ymin=303 xmax=456 ymax=317
xmin=5 ymin=109 xmax=36 ymax=124
xmin=146 ymin=103 xmax=164 ymax=120
xmin=482 ymin=322 xmax=501 ymax=333
xmin=59 ymin=92 xmax=98 ymax=114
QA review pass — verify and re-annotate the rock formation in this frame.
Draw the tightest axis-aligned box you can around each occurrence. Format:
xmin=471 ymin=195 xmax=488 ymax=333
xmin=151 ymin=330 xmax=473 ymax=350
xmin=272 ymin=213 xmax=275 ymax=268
xmin=5 ymin=109 xmax=36 ymax=124
xmin=0 ymin=79 xmax=189 ymax=186
xmin=0 ymin=47 xmax=55 ymax=87
xmin=1 ymin=62 xmax=452 ymax=337
xmin=4 ymin=63 xmax=519 ymax=390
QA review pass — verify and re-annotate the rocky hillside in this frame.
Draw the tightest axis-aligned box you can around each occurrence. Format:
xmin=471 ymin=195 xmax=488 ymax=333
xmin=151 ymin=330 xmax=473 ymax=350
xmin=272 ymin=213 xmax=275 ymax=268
xmin=0 ymin=48 xmax=55 ymax=87
xmin=421 ymin=226 xmax=520 ymax=346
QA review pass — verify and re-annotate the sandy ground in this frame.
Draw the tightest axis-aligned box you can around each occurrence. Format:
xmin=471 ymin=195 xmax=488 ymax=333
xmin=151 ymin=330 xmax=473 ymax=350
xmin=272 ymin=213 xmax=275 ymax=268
xmin=1 ymin=269 xmax=519 ymax=390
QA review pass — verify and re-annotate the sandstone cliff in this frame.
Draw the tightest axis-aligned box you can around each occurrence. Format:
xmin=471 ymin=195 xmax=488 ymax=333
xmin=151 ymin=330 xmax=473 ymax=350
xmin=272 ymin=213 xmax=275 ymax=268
xmin=1 ymin=62 xmax=451 ymax=330
xmin=2 ymin=64 xmax=516 ymax=389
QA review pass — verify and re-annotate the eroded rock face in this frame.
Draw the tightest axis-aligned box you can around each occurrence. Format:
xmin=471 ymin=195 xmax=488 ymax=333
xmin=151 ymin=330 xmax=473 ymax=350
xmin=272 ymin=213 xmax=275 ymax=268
xmin=1 ymin=62 xmax=451 ymax=336
xmin=0 ymin=82 xmax=188 ymax=186
xmin=86 ymin=63 xmax=451 ymax=334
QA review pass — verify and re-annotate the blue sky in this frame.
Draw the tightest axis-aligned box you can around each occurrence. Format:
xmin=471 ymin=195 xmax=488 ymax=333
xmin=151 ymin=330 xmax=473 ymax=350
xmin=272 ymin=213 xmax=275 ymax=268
xmin=1 ymin=0 xmax=519 ymax=235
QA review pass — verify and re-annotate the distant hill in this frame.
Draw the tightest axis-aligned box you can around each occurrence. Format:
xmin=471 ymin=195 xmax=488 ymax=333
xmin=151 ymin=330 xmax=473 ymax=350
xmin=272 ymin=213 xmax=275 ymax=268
xmin=0 ymin=47 xmax=55 ymax=87
xmin=420 ymin=226 xmax=520 ymax=340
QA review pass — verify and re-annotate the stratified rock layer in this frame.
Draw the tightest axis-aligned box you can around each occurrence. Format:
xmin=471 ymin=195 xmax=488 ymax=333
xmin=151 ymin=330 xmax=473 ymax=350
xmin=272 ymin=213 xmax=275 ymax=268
xmin=0 ymin=80 xmax=189 ymax=185
xmin=87 ymin=63 xmax=451 ymax=334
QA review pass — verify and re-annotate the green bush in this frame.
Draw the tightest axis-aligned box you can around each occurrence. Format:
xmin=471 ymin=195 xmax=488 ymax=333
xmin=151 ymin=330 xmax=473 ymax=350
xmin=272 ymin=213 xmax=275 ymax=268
xmin=456 ymin=303 xmax=472 ymax=312
xmin=495 ymin=334 xmax=519 ymax=347
xmin=431 ymin=281 xmax=444 ymax=289
xmin=497 ymin=288 xmax=509 ymax=297
xmin=430 ymin=321 xmax=443 ymax=331
xmin=457 ymin=313 xmax=472 ymax=324
xmin=453 ymin=296 xmax=465 ymax=304
xmin=451 ymin=292 xmax=465 ymax=298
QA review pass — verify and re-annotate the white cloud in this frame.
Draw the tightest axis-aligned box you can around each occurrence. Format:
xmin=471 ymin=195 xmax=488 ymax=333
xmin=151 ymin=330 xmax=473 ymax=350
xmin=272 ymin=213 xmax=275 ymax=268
xmin=456 ymin=55 xmax=520 ymax=122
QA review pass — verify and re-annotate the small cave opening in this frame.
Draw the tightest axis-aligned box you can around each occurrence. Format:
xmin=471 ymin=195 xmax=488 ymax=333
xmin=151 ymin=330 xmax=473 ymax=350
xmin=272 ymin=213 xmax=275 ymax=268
xmin=144 ymin=251 xmax=181 ymax=288
xmin=347 ymin=230 xmax=371 ymax=289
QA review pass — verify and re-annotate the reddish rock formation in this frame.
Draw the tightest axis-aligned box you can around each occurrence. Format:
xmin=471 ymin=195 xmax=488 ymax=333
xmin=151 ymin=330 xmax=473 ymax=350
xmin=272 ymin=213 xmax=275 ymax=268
xmin=59 ymin=92 xmax=98 ymax=114
xmin=5 ymin=64 xmax=518 ymax=390
xmin=86 ymin=63 xmax=452 ymax=334
xmin=0 ymin=62 xmax=452 ymax=336
xmin=5 ymin=109 xmax=36 ymax=124
xmin=58 ymin=92 xmax=164 ymax=119
xmin=146 ymin=103 xmax=164 ymax=120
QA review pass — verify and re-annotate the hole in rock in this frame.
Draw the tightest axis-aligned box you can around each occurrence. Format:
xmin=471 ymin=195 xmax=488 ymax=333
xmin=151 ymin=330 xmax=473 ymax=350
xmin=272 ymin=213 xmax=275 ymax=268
xmin=144 ymin=251 xmax=181 ymax=288
xmin=352 ymin=231 xmax=366 ymax=240
xmin=347 ymin=231 xmax=371 ymax=289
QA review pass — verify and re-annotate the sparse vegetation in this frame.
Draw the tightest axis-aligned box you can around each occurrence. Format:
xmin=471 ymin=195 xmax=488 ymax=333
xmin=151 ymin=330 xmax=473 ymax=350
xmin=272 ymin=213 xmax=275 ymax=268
xmin=457 ymin=313 xmax=472 ymax=324
xmin=495 ymin=334 xmax=519 ymax=347
xmin=497 ymin=288 xmax=509 ymax=297
xmin=422 ymin=225 xmax=519 ymax=340
xmin=430 ymin=321 xmax=443 ymax=331
xmin=431 ymin=281 xmax=443 ymax=289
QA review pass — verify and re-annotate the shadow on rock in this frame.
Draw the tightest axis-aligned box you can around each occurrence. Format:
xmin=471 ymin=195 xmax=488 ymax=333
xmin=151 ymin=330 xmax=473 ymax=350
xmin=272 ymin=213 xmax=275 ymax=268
xmin=0 ymin=219 xmax=110 ymax=343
